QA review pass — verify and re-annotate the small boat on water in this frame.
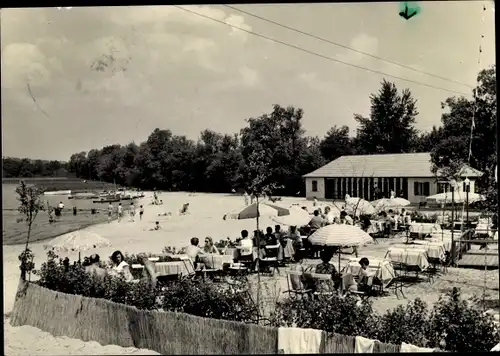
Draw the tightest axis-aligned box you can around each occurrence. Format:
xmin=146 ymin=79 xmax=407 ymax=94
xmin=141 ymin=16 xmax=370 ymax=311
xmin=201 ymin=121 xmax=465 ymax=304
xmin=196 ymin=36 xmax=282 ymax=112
xmin=93 ymin=198 xmax=121 ymax=203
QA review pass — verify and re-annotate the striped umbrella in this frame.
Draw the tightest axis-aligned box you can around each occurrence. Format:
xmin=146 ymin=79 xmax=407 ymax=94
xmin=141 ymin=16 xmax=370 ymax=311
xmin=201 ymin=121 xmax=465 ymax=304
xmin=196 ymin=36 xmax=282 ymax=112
xmin=308 ymin=224 xmax=374 ymax=247
xmin=373 ymin=197 xmax=411 ymax=211
xmin=44 ymin=230 xmax=111 ymax=252
xmin=223 ymin=202 xmax=290 ymax=220
xmin=308 ymin=224 xmax=373 ymax=292
xmin=345 ymin=197 xmax=375 ymax=216
xmin=272 ymin=206 xmax=311 ymax=226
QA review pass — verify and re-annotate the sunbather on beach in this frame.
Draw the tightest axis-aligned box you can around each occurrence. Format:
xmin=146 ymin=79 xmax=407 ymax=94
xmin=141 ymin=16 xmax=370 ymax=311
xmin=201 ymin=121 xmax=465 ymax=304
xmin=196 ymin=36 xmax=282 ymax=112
xmin=148 ymin=221 xmax=161 ymax=231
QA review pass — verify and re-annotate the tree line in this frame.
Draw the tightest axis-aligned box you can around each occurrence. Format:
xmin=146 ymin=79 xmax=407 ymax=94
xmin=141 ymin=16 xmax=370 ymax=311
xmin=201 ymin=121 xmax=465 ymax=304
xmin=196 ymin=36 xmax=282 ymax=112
xmin=4 ymin=66 xmax=496 ymax=200
xmin=2 ymin=157 xmax=68 ymax=178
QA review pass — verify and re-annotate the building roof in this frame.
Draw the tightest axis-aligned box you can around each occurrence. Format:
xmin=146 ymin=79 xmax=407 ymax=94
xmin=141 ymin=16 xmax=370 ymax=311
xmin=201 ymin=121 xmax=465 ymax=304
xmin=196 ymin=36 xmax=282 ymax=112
xmin=303 ymin=152 xmax=483 ymax=179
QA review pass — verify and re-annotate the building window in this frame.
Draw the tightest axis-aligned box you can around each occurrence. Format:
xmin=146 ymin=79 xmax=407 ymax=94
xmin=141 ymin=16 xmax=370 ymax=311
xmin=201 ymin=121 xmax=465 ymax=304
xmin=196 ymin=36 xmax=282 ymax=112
xmin=414 ymin=182 xmax=430 ymax=196
xmin=312 ymin=180 xmax=318 ymax=192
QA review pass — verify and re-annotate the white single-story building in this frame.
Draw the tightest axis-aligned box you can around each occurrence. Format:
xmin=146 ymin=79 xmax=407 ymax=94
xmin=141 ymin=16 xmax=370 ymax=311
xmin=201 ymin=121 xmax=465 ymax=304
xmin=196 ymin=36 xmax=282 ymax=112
xmin=303 ymin=152 xmax=483 ymax=204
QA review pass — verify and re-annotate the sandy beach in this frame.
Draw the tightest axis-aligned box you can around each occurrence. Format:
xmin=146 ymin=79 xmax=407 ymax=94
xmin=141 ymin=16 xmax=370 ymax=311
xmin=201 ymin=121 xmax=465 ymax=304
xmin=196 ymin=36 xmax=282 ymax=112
xmin=4 ymin=191 xmax=499 ymax=355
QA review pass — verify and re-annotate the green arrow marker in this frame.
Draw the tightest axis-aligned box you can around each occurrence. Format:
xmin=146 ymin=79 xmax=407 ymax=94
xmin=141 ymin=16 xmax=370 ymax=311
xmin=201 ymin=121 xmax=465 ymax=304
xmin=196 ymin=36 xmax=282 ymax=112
xmin=399 ymin=2 xmax=421 ymax=20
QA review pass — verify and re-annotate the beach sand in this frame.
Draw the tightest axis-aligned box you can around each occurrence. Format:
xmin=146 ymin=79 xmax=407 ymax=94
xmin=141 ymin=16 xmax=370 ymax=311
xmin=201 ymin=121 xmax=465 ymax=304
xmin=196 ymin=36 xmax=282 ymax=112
xmin=4 ymin=192 xmax=499 ymax=355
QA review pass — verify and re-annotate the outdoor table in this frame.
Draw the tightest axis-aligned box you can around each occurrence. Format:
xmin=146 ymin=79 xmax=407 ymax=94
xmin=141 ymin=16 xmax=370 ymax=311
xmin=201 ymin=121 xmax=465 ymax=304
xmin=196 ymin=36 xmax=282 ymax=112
xmin=224 ymin=248 xmax=238 ymax=258
xmin=384 ymin=247 xmax=429 ymax=271
xmin=368 ymin=221 xmax=383 ymax=234
xmin=398 ymin=241 xmax=446 ymax=260
xmin=199 ymin=254 xmax=234 ymax=270
xmin=409 ymin=223 xmax=441 ymax=236
xmin=154 ymin=261 xmax=195 ymax=277
xmin=343 ymin=257 xmax=395 ymax=288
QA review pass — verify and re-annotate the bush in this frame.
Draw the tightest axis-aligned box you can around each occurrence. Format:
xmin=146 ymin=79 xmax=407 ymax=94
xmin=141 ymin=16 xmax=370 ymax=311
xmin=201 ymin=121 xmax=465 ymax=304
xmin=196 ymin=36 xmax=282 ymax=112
xmin=270 ymin=295 xmax=378 ymax=338
xmin=159 ymin=278 xmax=258 ymax=323
xmin=427 ymin=289 xmax=498 ymax=352
xmin=34 ymin=251 xmax=258 ymax=322
xmin=375 ymin=298 xmax=431 ymax=347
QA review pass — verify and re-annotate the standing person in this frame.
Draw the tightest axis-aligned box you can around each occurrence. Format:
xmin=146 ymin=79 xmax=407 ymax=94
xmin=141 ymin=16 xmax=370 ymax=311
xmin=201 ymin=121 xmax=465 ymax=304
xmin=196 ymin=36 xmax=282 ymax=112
xmin=243 ymin=191 xmax=249 ymax=206
xmin=129 ymin=202 xmax=136 ymax=222
xmin=139 ymin=205 xmax=144 ymax=221
xmin=107 ymin=203 xmax=113 ymax=223
xmin=117 ymin=203 xmax=123 ymax=222
xmin=313 ymin=197 xmax=318 ymax=207
xmin=72 ymin=206 xmax=77 ymax=216
xmin=324 ymin=206 xmax=335 ymax=225
xmin=58 ymin=201 xmax=65 ymax=211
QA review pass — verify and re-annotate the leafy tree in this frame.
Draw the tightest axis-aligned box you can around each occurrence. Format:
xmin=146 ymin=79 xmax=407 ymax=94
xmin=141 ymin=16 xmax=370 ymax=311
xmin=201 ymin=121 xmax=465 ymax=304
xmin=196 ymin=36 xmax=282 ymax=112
xmin=415 ymin=126 xmax=444 ymax=153
xmin=354 ymin=79 xmax=419 ymax=154
xmin=430 ymin=66 xmax=496 ymax=211
xmin=16 ymin=180 xmax=46 ymax=280
xmin=319 ymin=125 xmax=354 ymax=161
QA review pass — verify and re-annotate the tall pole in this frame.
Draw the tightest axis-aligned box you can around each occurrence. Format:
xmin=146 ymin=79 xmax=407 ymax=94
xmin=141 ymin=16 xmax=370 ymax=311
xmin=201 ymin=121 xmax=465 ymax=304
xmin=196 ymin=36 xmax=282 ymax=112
xmin=466 ymin=188 xmax=469 ymax=227
xmin=451 ymin=186 xmax=455 ymax=266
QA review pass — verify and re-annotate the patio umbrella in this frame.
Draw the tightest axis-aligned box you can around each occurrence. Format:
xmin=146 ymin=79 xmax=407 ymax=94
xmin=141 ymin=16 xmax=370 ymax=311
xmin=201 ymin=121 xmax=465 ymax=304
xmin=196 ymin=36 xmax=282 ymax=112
xmin=44 ymin=230 xmax=111 ymax=252
xmin=223 ymin=202 xmax=290 ymax=220
xmin=426 ymin=192 xmax=485 ymax=204
xmin=345 ymin=197 xmax=375 ymax=216
xmin=308 ymin=224 xmax=374 ymax=290
xmin=272 ymin=206 xmax=311 ymax=226
xmin=374 ymin=197 xmax=411 ymax=211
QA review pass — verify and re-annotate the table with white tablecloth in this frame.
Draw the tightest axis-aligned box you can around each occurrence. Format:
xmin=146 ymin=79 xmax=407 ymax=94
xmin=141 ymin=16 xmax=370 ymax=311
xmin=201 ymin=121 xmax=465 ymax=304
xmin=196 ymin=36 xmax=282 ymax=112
xmin=199 ymin=254 xmax=234 ymax=270
xmin=398 ymin=241 xmax=446 ymax=260
xmin=343 ymin=257 xmax=396 ymax=288
xmin=409 ymin=223 xmax=442 ymax=236
xmin=425 ymin=237 xmax=452 ymax=253
xmin=368 ymin=221 xmax=384 ymax=234
xmin=384 ymin=247 xmax=429 ymax=271
xmin=154 ymin=260 xmax=195 ymax=277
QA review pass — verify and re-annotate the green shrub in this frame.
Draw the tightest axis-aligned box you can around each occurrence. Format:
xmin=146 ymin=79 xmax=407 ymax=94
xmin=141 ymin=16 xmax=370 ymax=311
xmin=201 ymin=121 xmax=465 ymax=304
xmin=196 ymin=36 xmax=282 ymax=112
xmin=270 ymin=295 xmax=378 ymax=338
xmin=160 ymin=279 xmax=258 ymax=323
xmin=427 ymin=289 xmax=498 ymax=352
xmin=375 ymin=298 xmax=431 ymax=347
xmin=34 ymin=251 xmax=258 ymax=321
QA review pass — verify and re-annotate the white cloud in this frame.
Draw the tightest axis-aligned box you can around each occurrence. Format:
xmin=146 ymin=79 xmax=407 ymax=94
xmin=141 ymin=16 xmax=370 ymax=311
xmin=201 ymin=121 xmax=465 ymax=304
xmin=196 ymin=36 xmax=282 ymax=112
xmin=336 ymin=33 xmax=379 ymax=63
xmin=240 ymin=66 xmax=259 ymax=87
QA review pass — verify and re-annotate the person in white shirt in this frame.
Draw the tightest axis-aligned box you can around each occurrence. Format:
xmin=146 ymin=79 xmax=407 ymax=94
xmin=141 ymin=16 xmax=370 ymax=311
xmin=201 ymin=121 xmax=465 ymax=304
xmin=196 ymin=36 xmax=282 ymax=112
xmin=324 ymin=206 xmax=335 ymax=225
xmin=243 ymin=192 xmax=249 ymax=206
xmin=185 ymin=237 xmax=205 ymax=268
xmin=107 ymin=203 xmax=113 ymax=223
xmin=58 ymin=201 xmax=65 ymax=210
xmin=313 ymin=197 xmax=318 ymax=207
xmin=109 ymin=250 xmax=133 ymax=282
xmin=117 ymin=203 xmax=123 ymax=222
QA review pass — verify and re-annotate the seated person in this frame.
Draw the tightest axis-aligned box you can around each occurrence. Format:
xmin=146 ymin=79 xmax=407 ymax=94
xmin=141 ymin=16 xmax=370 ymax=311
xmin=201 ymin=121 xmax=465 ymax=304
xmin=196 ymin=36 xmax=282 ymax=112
xmin=289 ymin=249 xmax=314 ymax=290
xmin=345 ymin=258 xmax=373 ymax=293
xmin=313 ymin=248 xmax=339 ymax=292
xmin=109 ymin=250 xmax=134 ymax=282
xmin=149 ymin=221 xmax=161 ymax=231
xmin=185 ymin=237 xmax=205 ymax=268
xmin=274 ymin=225 xmax=286 ymax=242
xmin=158 ymin=212 xmax=172 ymax=217
xmin=288 ymin=225 xmax=303 ymax=252
xmin=238 ymin=230 xmax=254 ymax=256
xmin=84 ymin=254 xmax=107 ymax=278
xmin=137 ymin=253 xmax=157 ymax=288
xmin=179 ymin=203 xmax=190 ymax=215
xmin=264 ymin=227 xmax=278 ymax=246
xmin=203 ymin=236 xmax=219 ymax=254
xmin=308 ymin=210 xmax=324 ymax=233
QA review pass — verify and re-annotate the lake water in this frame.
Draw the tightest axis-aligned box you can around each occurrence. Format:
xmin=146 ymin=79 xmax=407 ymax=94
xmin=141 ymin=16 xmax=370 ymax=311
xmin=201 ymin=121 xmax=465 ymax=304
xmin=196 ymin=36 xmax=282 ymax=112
xmin=3 ymin=184 xmax=106 ymax=211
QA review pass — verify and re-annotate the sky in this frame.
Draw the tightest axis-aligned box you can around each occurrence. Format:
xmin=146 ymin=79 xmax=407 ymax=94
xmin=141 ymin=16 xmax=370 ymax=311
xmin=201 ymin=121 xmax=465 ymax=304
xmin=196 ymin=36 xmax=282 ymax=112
xmin=1 ymin=2 xmax=496 ymax=160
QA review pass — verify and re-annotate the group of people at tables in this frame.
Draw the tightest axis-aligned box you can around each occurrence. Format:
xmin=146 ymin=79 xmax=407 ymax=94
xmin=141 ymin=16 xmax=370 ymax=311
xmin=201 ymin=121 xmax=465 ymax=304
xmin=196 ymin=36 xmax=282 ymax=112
xmin=306 ymin=205 xmax=410 ymax=236
xmin=83 ymin=250 xmax=157 ymax=287
xmin=290 ymin=247 xmax=376 ymax=295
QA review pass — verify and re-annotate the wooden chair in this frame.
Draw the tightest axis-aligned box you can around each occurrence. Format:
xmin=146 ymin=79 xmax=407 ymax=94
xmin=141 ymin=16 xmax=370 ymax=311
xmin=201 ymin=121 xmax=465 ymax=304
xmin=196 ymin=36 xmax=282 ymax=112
xmin=260 ymin=244 xmax=280 ymax=275
xmin=283 ymin=270 xmax=312 ymax=300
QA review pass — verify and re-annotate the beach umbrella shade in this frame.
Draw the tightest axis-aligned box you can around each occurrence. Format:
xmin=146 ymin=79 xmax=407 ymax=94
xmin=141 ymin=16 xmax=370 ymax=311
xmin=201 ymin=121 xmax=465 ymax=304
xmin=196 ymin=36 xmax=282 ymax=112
xmin=223 ymin=202 xmax=290 ymax=220
xmin=44 ymin=230 xmax=111 ymax=252
xmin=308 ymin=224 xmax=374 ymax=291
xmin=426 ymin=192 xmax=485 ymax=204
xmin=374 ymin=197 xmax=411 ymax=211
xmin=345 ymin=197 xmax=375 ymax=216
xmin=308 ymin=224 xmax=374 ymax=247
xmin=272 ymin=206 xmax=311 ymax=226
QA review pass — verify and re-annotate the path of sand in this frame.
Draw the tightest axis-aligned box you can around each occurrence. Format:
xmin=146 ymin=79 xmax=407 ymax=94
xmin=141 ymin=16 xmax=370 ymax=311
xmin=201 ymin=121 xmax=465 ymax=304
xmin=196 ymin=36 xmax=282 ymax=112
xmin=4 ymin=192 xmax=499 ymax=354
